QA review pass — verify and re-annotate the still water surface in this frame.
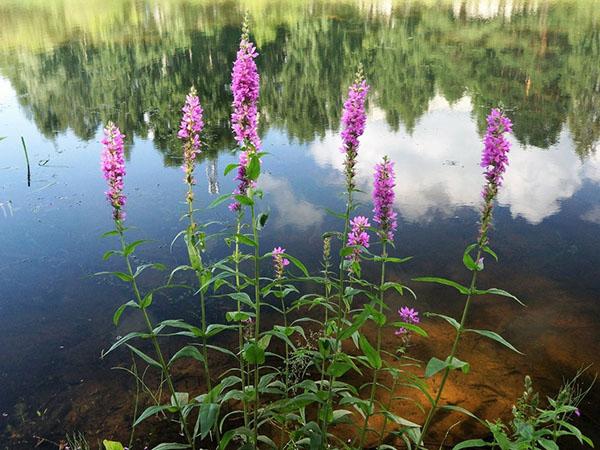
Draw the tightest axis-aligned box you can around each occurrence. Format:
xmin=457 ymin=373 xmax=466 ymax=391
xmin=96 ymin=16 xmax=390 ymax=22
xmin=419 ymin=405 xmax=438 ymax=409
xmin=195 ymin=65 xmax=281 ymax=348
xmin=0 ymin=0 xmax=599 ymax=447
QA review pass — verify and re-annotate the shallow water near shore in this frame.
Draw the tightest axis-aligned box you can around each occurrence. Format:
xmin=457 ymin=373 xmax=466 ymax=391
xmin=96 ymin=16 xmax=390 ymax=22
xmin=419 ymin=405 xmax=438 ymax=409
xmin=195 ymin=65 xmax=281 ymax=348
xmin=0 ymin=0 xmax=599 ymax=448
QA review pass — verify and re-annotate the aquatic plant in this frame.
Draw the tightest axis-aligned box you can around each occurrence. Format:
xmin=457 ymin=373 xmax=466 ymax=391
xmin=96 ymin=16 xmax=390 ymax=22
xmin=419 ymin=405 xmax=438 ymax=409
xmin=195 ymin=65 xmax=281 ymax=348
xmin=416 ymin=108 xmax=520 ymax=447
xmin=96 ymin=26 xmax=594 ymax=450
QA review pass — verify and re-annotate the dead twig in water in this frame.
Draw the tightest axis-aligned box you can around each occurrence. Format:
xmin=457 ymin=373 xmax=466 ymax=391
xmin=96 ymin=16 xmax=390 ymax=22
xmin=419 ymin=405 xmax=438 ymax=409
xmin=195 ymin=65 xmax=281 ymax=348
xmin=21 ymin=136 xmax=31 ymax=187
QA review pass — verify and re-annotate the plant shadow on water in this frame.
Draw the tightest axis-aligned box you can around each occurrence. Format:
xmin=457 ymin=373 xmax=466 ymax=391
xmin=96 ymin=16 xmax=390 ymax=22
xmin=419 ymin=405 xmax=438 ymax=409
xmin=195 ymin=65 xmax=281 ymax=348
xmin=0 ymin=0 xmax=599 ymax=449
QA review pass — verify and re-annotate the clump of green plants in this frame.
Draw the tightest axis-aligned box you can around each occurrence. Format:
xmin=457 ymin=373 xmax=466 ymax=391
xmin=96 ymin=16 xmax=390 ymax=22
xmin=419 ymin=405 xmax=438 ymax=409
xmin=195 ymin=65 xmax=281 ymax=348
xmin=96 ymin=16 xmax=594 ymax=450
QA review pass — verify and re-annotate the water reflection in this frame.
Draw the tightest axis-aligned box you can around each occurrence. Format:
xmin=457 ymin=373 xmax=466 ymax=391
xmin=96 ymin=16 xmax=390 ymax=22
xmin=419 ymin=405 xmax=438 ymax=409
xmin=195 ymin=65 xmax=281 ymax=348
xmin=311 ymin=96 xmax=600 ymax=224
xmin=0 ymin=0 xmax=598 ymax=156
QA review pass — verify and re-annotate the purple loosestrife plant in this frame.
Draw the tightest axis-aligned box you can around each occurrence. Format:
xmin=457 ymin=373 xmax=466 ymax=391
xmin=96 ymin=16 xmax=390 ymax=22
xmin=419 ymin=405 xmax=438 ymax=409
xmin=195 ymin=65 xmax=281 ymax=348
xmin=101 ymin=123 xmax=126 ymax=222
xmin=395 ymin=306 xmax=420 ymax=336
xmin=373 ymin=156 xmax=398 ymax=241
xmin=272 ymin=246 xmax=290 ymax=279
xmin=417 ymin=108 xmax=520 ymax=448
xmin=229 ymin=18 xmax=261 ymax=212
xmin=359 ymin=156 xmax=412 ymax=448
xmin=99 ymin=123 xmax=195 ymax=449
xmin=322 ymin=70 xmax=370 ymax=446
xmin=176 ymin=87 xmax=217 ymax=407
xmin=178 ymin=86 xmax=204 ymax=196
xmin=341 ymin=69 xmax=369 ymax=193
xmin=227 ymin=17 xmax=265 ymax=446
xmin=347 ymin=215 xmax=370 ymax=269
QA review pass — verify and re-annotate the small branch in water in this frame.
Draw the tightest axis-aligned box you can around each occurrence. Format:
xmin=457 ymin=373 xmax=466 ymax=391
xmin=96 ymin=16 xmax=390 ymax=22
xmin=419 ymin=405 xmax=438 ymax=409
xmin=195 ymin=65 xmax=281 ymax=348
xmin=21 ymin=136 xmax=31 ymax=187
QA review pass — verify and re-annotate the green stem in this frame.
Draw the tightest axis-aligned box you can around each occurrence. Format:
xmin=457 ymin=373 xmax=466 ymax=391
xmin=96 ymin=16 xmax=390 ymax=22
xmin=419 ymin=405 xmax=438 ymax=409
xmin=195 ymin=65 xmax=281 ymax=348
xmin=378 ymin=375 xmax=398 ymax=447
xmin=316 ymin=268 xmax=331 ymax=422
xmin=234 ymin=218 xmax=250 ymax=430
xmin=279 ymin=281 xmax=290 ymax=446
xmin=418 ymin=249 xmax=482 ymax=449
xmin=322 ymin=188 xmax=353 ymax=444
xmin=358 ymin=241 xmax=387 ymax=448
xmin=251 ymin=203 xmax=262 ymax=446
xmin=118 ymin=227 xmax=195 ymax=450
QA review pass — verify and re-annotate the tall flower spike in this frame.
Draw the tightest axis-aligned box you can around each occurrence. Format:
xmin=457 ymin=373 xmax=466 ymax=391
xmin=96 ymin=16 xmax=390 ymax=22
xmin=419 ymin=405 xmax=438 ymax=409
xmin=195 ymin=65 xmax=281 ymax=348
xmin=373 ymin=156 xmax=398 ymax=241
xmin=272 ymin=246 xmax=290 ymax=279
xmin=101 ymin=122 xmax=126 ymax=221
xmin=230 ymin=16 xmax=261 ymax=212
xmin=177 ymin=86 xmax=204 ymax=197
xmin=479 ymin=108 xmax=512 ymax=245
xmin=347 ymin=215 xmax=370 ymax=267
xmin=231 ymin=18 xmax=261 ymax=150
xmin=341 ymin=68 xmax=369 ymax=191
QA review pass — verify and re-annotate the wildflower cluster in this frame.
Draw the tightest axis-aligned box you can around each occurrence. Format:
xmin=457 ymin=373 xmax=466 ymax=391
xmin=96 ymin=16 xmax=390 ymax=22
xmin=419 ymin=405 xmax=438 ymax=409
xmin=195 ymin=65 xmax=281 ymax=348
xmin=479 ymin=108 xmax=512 ymax=245
xmin=97 ymin=18 xmax=592 ymax=450
xmin=347 ymin=215 xmax=370 ymax=266
xmin=395 ymin=306 xmax=420 ymax=335
xmin=177 ymin=87 xmax=204 ymax=202
xmin=372 ymin=155 xmax=398 ymax=241
xmin=341 ymin=70 xmax=369 ymax=191
xmin=272 ymin=246 xmax=290 ymax=279
xmin=101 ymin=123 xmax=126 ymax=221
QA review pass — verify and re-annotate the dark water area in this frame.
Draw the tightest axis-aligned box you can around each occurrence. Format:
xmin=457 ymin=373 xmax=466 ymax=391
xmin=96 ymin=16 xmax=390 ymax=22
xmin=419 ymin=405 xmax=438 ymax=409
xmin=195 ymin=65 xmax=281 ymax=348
xmin=0 ymin=0 xmax=599 ymax=448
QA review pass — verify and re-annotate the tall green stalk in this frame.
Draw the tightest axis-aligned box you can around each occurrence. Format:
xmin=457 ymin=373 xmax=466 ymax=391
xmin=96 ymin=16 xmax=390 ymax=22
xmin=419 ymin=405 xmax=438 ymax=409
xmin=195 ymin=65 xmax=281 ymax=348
xmin=250 ymin=202 xmax=262 ymax=447
xmin=185 ymin=181 xmax=213 ymax=396
xmin=321 ymin=187 xmax=353 ymax=443
xmin=418 ymin=248 xmax=481 ymax=449
xmin=117 ymin=226 xmax=195 ymax=450
xmin=234 ymin=217 xmax=250 ymax=429
xmin=358 ymin=241 xmax=387 ymax=448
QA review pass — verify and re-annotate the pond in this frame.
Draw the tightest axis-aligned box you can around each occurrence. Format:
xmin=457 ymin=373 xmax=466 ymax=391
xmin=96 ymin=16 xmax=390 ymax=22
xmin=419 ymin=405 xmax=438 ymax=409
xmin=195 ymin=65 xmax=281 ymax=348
xmin=0 ymin=0 xmax=599 ymax=448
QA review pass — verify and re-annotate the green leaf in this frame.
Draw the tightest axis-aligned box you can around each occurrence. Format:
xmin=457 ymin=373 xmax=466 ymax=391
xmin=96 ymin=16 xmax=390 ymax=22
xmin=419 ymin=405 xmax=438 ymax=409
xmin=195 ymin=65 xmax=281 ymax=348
xmin=113 ymin=300 xmax=138 ymax=326
xmin=140 ymin=292 xmax=153 ymax=309
xmin=226 ymin=311 xmax=253 ymax=322
xmin=465 ymin=329 xmax=523 ymax=354
xmin=453 ymin=439 xmax=491 ymax=449
xmin=194 ymin=403 xmax=219 ymax=440
xmin=425 ymin=356 xmax=469 ymax=378
xmin=326 ymin=361 xmax=352 ymax=377
xmin=258 ymin=334 xmax=271 ymax=351
xmin=284 ymin=253 xmax=309 ymax=277
xmin=440 ymin=405 xmax=484 ymax=424
xmin=482 ymin=245 xmax=498 ymax=261
xmin=236 ymin=234 xmax=257 ymax=247
xmin=359 ymin=334 xmax=381 ymax=369
xmin=234 ymin=194 xmax=254 ymax=207
xmin=425 ymin=312 xmax=460 ymax=330
xmin=413 ymin=277 xmax=470 ymax=294
xmin=331 ymin=409 xmax=354 ymax=424
xmin=257 ymin=212 xmax=269 ymax=230
xmin=390 ymin=321 xmax=428 ymax=337
xmin=123 ymin=239 xmax=147 ymax=256
xmin=224 ymin=162 xmax=238 ymax=176
xmin=205 ymin=323 xmax=235 ymax=337
xmin=127 ymin=344 xmax=162 ymax=370
xmin=133 ymin=404 xmax=176 ymax=426
xmin=169 ymin=345 xmax=205 ymax=366
xmin=538 ymin=440 xmax=559 ymax=450
xmin=243 ymin=342 xmax=265 ymax=364
xmin=208 ymin=193 xmax=231 ymax=209
xmin=374 ymin=256 xmax=413 ymax=264
xmin=246 ymin=154 xmax=261 ymax=180
xmin=103 ymin=441 xmax=125 ymax=450
xmin=103 ymin=250 xmax=121 ymax=260
xmin=474 ymin=288 xmax=525 ymax=306
xmin=226 ymin=292 xmax=254 ymax=309
xmin=102 ymin=331 xmax=150 ymax=357
xmin=152 ymin=444 xmax=191 ymax=450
